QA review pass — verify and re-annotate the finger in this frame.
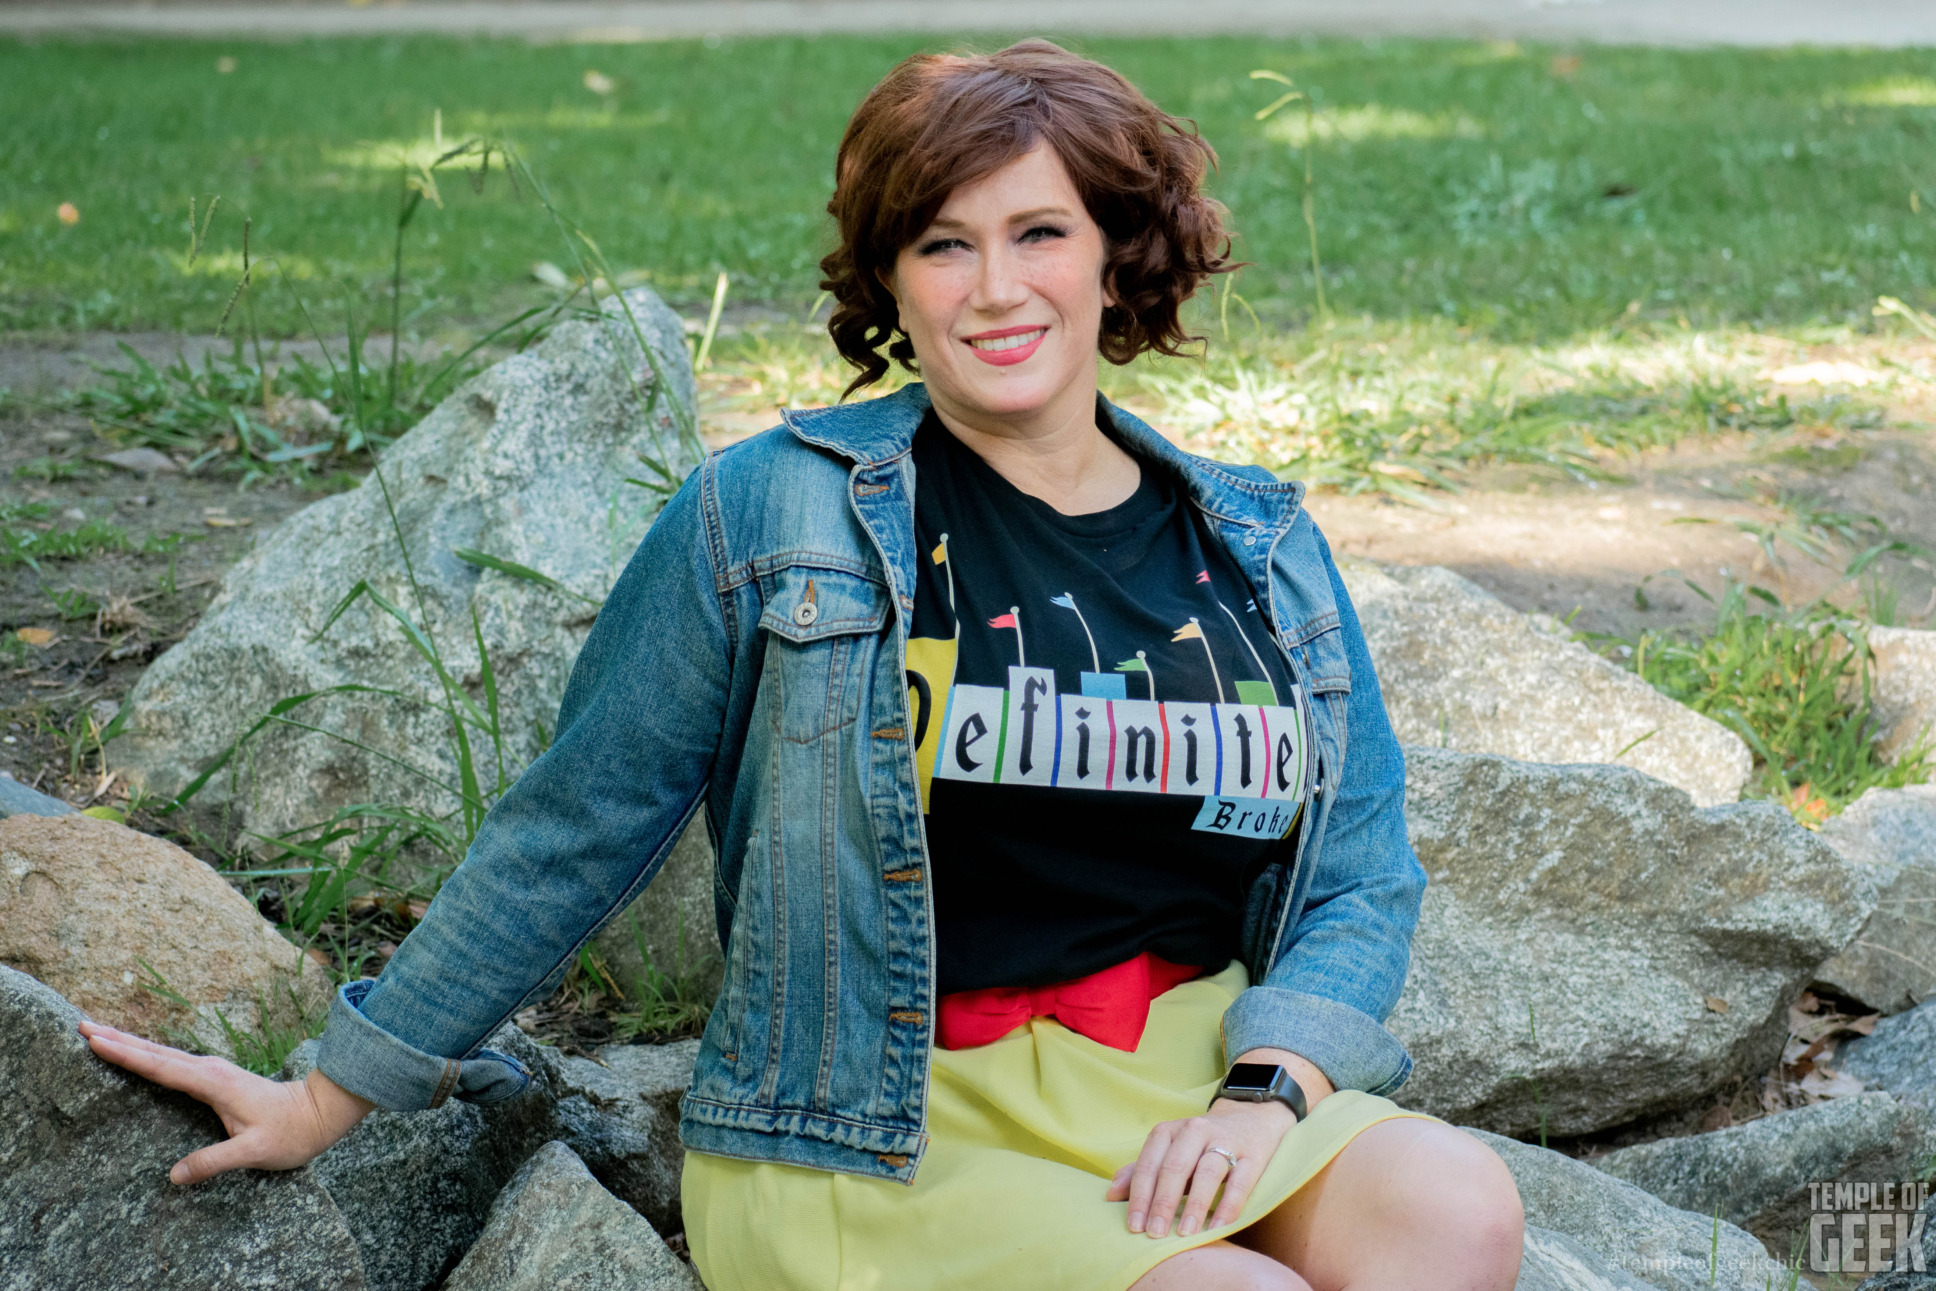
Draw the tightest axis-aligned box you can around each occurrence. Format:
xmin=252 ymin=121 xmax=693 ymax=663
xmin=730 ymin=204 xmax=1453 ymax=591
xmin=171 ymin=1133 xmax=261 ymax=1186
xmin=1177 ymin=1150 xmax=1232 ymax=1237
xmin=1104 ymin=1160 xmax=1134 ymax=1201
xmin=1145 ymin=1123 xmax=1213 ymax=1239
xmin=1208 ymin=1155 xmax=1267 ymax=1230
xmin=1125 ymin=1124 xmax=1176 ymax=1233
xmin=80 ymin=1022 xmax=182 ymax=1058
xmin=88 ymin=1032 xmax=233 ymax=1102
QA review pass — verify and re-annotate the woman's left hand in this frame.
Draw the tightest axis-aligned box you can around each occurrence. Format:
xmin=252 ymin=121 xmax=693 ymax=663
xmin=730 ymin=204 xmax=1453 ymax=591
xmin=1105 ymin=1048 xmax=1332 ymax=1239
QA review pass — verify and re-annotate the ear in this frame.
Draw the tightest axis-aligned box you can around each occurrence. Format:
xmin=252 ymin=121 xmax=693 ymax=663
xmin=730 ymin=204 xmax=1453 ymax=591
xmin=875 ymin=261 xmax=899 ymax=303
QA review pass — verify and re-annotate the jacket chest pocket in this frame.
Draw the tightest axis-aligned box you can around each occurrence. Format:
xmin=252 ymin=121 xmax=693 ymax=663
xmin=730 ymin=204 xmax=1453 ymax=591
xmin=756 ymin=564 xmax=892 ymax=744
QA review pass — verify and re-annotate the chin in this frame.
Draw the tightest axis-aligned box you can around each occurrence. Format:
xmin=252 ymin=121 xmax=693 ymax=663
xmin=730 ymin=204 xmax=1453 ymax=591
xmin=948 ymin=364 xmax=1083 ymax=421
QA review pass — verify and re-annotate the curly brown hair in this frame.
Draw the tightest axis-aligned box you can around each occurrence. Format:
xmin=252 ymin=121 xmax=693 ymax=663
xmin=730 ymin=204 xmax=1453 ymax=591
xmin=819 ymin=40 xmax=1236 ymax=396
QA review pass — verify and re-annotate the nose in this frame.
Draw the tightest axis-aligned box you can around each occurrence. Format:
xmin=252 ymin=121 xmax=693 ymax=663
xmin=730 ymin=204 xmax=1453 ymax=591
xmin=969 ymin=239 xmax=1031 ymax=317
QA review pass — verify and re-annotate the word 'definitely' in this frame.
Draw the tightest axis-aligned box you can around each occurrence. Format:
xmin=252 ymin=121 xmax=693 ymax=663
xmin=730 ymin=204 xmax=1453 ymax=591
xmin=932 ymin=666 xmax=1309 ymax=805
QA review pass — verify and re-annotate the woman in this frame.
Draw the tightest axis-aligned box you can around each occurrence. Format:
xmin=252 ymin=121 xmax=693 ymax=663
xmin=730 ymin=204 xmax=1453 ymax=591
xmin=83 ymin=40 xmax=1524 ymax=1291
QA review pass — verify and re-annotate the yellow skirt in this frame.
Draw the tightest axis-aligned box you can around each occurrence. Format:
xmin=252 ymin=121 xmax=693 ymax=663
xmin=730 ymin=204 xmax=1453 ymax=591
xmin=682 ymin=962 xmax=1427 ymax=1291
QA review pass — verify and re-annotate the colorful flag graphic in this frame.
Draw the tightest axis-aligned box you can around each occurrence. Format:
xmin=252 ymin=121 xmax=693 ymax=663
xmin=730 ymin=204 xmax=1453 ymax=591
xmin=1195 ymin=570 xmax=1211 ymax=584
xmin=1050 ymin=592 xmax=1100 ymax=672
xmin=990 ymin=607 xmax=1025 ymax=667
xmin=1114 ymin=650 xmax=1155 ymax=700
xmin=1173 ymin=617 xmax=1224 ymax=701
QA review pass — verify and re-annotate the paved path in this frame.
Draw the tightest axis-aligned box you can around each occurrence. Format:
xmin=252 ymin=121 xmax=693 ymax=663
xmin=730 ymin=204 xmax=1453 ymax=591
xmin=2 ymin=0 xmax=1933 ymax=46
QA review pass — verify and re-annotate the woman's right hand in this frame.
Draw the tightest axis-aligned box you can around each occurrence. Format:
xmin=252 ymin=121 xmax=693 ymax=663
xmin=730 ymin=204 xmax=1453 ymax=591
xmin=79 ymin=1020 xmax=376 ymax=1184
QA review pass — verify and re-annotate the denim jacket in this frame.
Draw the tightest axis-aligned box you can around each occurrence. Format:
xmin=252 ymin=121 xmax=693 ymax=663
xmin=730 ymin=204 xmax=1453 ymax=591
xmin=315 ymin=383 xmax=1426 ymax=1184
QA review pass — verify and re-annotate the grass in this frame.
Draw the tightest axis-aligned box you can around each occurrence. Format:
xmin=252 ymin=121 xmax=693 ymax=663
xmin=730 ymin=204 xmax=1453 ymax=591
xmin=0 ymin=500 xmax=192 ymax=571
xmin=9 ymin=36 xmax=1936 ymax=335
xmin=1600 ymin=579 xmax=1934 ymax=819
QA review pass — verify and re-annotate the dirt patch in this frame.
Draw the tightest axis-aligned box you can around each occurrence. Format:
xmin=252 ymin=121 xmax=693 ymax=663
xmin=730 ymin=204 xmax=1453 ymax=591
xmin=0 ymin=399 xmax=326 ymax=806
xmin=1308 ymin=426 xmax=1936 ymax=641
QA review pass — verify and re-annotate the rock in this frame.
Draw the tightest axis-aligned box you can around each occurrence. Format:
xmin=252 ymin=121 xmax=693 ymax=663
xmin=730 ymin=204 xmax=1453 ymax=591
xmin=1853 ymin=1192 xmax=1936 ymax=1290
xmin=0 ymin=965 xmax=366 ymax=1291
xmin=1870 ymin=626 xmax=1936 ymax=765
xmin=1470 ymin=1128 xmax=1780 ymax=1291
xmin=546 ymin=1037 xmax=698 ymax=1234
xmin=1843 ymin=1000 xmax=1936 ymax=1110
xmin=96 ymin=446 xmax=179 ymax=475
xmin=1340 ymin=561 xmax=1752 ymax=807
xmin=1517 ymin=1225 xmax=1659 ymax=1291
xmin=1594 ymin=1093 xmax=1936 ymax=1259
xmin=281 ymin=1029 xmax=696 ymax=1291
xmin=0 ymin=772 xmax=74 ymax=817
xmin=442 ymin=1141 xmax=702 ymax=1291
xmin=1389 ymin=749 xmax=1874 ymax=1138
xmin=0 ymin=813 xmax=327 ymax=1056
xmin=1813 ymin=786 xmax=1936 ymax=1015
xmin=593 ymin=815 xmax=724 ymax=1002
xmin=111 ymin=288 xmax=700 ymax=853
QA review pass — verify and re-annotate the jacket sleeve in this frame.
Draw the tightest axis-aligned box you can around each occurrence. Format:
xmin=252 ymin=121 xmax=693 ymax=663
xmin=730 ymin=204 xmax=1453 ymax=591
xmin=1220 ymin=535 xmax=1426 ymax=1097
xmin=314 ymin=463 xmax=732 ymax=1110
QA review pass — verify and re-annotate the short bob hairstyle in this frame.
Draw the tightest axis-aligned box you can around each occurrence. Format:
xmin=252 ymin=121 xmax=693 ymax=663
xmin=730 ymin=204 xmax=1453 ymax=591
xmin=820 ymin=40 xmax=1235 ymax=394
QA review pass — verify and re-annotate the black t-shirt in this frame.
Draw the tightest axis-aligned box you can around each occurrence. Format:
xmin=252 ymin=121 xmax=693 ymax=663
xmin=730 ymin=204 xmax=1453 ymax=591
xmin=907 ymin=410 xmax=1312 ymax=995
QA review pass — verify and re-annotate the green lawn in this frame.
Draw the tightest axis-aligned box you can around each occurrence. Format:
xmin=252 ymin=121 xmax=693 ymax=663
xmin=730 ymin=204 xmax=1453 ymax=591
xmin=5 ymin=34 xmax=1936 ymax=338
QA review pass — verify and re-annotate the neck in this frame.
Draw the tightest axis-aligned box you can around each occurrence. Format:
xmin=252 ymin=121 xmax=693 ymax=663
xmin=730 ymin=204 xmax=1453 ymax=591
xmin=927 ymin=375 xmax=1141 ymax=516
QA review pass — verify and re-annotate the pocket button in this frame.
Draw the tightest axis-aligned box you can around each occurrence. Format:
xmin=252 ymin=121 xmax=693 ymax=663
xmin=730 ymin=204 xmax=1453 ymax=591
xmin=793 ymin=600 xmax=819 ymax=627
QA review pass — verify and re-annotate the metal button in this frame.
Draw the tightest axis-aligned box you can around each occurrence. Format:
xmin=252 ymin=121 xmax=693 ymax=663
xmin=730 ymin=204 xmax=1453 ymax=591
xmin=793 ymin=601 xmax=819 ymax=627
xmin=1243 ymin=533 xmax=1257 ymax=547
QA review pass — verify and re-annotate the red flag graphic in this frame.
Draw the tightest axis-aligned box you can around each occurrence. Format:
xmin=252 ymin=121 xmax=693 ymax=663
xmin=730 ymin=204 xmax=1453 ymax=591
xmin=1195 ymin=570 xmax=1211 ymax=584
xmin=987 ymin=613 xmax=1018 ymax=629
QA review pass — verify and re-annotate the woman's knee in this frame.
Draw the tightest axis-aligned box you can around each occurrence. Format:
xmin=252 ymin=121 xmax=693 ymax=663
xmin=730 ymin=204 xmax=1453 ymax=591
xmin=1131 ymin=1240 xmax=1311 ymax=1291
xmin=1391 ymin=1124 xmax=1525 ymax=1269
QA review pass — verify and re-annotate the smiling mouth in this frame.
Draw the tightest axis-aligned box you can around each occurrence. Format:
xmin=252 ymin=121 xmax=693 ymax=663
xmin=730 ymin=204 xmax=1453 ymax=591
xmin=965 ymin=327 xmax=1048 ymax=353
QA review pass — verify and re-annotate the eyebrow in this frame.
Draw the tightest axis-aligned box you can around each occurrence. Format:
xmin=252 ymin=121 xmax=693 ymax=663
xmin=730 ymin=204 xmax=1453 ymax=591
xmin=925 ymin=205 xmax=1077 ymax=231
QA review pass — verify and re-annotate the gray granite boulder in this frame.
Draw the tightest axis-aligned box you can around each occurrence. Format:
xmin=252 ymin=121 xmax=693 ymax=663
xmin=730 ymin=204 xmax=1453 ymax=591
xmin=1340 ymin=560 xmax=1752 ymax=806
xmin=1870 ymin=626 xmax=1936 ymax=765
xmin=0 ymin=965 xmax=366 ymax=1291
xmin=442 ymin=1141 xmax=702 ymax=1291
xmin=1814 ymin=786 xmax=1936 ymax=1015
xmin=1595 ymin=1093 xmax=1936 ymax=1258
xmin=111 ymin=288 xmax=700 ymax=852
xmin=1471 ymin=1129 xmax=1781 ymax=1291
xmin=1517 ymin=1225 xmax=1659 ymax=1291
xmin=0 ymin=773 xmax=73 ymax=818
xmin=282 ymin=1028 xmax=696 ymax=1291
xmin=1390 ymin=749 xmax=1874 ymax=1138
xmin=1843 ymin=1000 xmax=1936 ymax=1110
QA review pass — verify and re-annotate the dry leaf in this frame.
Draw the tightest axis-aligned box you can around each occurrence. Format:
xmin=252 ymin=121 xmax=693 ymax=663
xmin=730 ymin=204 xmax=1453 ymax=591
xmin=15 ymin=627 xmax=56 ymax=648
xmin=1799 ymin=1066 xmax=1867 ymax=1099
xmin=203 ymin=515 xmax=253 ymax=528
xmin=56 ymin=202 xmax=79 ymax=226
xmin=1704 ymin=996 xmax=1730 ymax=1013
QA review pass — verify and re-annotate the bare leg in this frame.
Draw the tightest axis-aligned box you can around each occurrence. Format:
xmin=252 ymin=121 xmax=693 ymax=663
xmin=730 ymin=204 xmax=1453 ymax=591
xmin=1131 ymin=1240 xmax=1310 ymax=1291
xmin=1235 ymin=1119 xmax=1524 ymax=1291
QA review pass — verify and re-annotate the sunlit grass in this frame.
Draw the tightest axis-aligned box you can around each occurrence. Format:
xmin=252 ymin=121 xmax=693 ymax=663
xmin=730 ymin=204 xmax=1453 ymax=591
xmin=8 ymin=35 xmax=1936 ymax=335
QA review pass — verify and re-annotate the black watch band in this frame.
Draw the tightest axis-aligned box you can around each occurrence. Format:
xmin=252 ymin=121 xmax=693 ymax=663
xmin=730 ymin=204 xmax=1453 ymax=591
xmin=1211 ymin=1062 xmax=1309 ymax=1122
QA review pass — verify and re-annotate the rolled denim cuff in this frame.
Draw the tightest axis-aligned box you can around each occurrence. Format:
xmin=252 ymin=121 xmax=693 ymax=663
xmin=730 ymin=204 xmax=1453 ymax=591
xmin=1222 ymin=986 xmax=1413 ymax=1097
xmin=314 ymin=980 xmax=532 ymax=1111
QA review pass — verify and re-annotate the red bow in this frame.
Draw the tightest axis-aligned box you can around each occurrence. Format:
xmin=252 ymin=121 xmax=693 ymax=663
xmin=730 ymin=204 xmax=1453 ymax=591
xmin=936 ymin=952 xmax=1201 ymax=1053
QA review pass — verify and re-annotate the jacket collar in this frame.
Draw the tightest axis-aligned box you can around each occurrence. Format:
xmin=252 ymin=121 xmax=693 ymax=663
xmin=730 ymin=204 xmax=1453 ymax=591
xmin=781 ymin=382 xmax=1304 ymax=531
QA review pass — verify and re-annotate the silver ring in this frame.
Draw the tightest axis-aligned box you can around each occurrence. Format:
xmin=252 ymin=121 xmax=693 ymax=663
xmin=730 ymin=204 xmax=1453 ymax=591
xmin=1205 ymin=1146 xmax=1240 ymax=1167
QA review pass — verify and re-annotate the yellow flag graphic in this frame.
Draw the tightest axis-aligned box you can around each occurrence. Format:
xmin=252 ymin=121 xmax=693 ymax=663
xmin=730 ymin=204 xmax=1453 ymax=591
xmin=931 ymin=541 xmax=948 ymax=564
xmin=1171 ymin=622 xmax=1205 ymax=642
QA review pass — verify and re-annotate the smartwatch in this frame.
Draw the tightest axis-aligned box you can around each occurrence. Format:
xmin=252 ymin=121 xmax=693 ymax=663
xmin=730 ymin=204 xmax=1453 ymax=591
xmin=1212 ymin=1062 xmax=1308 ymax=1123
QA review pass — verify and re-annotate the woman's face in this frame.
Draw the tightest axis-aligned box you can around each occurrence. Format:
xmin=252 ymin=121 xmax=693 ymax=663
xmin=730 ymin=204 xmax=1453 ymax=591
xmin=885 ymin=144 xmax=1110 ymax=424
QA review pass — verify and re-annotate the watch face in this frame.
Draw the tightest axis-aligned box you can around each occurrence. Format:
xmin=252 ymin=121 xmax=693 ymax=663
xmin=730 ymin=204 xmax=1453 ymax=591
xmin=1224 ymin=1063 xmax=1282 ymax=1094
